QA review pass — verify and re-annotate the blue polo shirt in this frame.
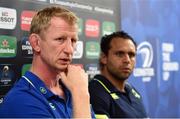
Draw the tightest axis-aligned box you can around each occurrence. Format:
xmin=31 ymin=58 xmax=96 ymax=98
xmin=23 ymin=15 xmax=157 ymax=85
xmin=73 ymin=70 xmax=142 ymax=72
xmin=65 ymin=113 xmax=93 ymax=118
xmin=89 ymin=75 xmax=147 ymax=118
xmin=0 ymin=71 xmax=94 ymax=118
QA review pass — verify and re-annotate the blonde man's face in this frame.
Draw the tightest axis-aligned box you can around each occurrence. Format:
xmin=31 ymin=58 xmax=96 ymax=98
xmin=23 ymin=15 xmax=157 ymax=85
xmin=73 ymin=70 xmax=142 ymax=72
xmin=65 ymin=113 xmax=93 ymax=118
xmin=38 ymin=17 xmax=78 ymax=71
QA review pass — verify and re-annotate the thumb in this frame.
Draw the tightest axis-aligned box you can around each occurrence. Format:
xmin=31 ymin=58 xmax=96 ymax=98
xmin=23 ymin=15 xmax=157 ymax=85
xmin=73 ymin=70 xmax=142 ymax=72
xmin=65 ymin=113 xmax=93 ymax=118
xmin=59 ymin=72 xmax=67 ymax=83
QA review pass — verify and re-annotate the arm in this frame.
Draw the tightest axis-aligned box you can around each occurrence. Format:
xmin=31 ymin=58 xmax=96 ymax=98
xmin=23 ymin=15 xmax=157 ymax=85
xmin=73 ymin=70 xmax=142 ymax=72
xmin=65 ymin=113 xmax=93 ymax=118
xmin=60 ymin=65 xmax=91 ymax=118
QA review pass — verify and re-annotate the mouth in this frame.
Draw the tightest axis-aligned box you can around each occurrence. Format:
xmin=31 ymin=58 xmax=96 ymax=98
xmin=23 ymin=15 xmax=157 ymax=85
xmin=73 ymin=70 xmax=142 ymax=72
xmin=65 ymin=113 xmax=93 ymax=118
xmin=121 ymin=68 xmax=131 ymax=73
xmin=59 ymin=58 xmax=71 ymax=64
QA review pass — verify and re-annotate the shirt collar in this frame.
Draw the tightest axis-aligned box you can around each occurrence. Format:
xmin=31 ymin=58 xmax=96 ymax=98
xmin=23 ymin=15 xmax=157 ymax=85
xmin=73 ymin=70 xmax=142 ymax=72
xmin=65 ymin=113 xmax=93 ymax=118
xmin=94 ymin=74 xmax=131 ymax=94
xmin=24 ymin=71 xmax=70 ymax=100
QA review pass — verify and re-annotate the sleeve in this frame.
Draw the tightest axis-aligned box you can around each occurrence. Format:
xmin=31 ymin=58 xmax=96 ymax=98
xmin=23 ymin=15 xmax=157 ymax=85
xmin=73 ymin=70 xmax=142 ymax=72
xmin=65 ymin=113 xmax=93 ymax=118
xmin=89 ymin=80 xmax=111 ymax=119
xmin=0 ymin=90 xmax=53 ymax=118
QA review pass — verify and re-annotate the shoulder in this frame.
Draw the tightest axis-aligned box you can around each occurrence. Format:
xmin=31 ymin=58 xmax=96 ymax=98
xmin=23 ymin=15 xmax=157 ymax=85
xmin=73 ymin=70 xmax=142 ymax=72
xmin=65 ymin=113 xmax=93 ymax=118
xmin=89 ymin=74 xmax=113 ymax=96
xmin=125 ymin=82 xmax=142 ymax=99
xmin=89 ymin=78 xmax=108 ymax=95
xmin=0 ymin=79 xmax=51 ymax=118
xmin=89 ymin=76 xmax=113 ymax=117
xmin=89 ymin=77 xmax=112 ymax=104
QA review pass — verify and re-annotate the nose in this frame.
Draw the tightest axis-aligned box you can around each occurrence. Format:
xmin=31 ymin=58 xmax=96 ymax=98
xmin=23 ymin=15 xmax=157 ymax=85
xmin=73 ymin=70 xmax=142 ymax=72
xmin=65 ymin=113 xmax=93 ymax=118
xmin=64 ymin=39 xmax=74 ymax=54
xmin=123 ymin=54 xmax=130 ymax=63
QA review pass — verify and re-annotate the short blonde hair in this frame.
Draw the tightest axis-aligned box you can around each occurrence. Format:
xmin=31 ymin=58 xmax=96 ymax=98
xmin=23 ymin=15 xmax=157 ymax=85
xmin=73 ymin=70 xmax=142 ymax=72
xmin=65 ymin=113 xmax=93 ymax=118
xmin=30 ymin=6 xmax=78 ymax=35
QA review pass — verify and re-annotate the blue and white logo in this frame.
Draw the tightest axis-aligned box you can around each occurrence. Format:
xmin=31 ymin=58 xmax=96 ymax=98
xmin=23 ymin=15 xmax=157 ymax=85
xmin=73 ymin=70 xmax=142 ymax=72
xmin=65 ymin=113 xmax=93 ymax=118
xmin=133 ymin=41 xmax=155 ymax=82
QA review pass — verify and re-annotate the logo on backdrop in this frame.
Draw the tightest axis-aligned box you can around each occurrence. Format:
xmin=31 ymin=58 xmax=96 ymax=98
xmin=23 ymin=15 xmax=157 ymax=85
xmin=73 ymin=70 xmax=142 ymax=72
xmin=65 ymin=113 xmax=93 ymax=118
xmin=0 ymin=35 xmax=17 ymax=58
xmin=102 ymin=21 xmax=115 ymax=35
xmin=85 ymin=63 xmax=100 ymax=80
xmin=0 ymin=65 xmax=12 ymax=86
xmin=0 ymin=7 xmax=17 ymax=29
xmin=0 ymin=65 xmax=15 ymax=87
xmin=73 ymin=41 xmax=83 ymax=59
xmin=162 ymin=43 xmax=179 ymax=81
xmin=85 ymin=41 xmax=100 ymax=59
xmin=21 ymin=36 xmax=33 ymax=57
xmin=21 ymin=10 xmax=36 ymax=31
xmin=85 ymin=19 xmax=100 ymax=37
xmin=133 ymin=41 xmax=155 ymax=82
xmin=0 ymin=64 xmax=17 ymax=97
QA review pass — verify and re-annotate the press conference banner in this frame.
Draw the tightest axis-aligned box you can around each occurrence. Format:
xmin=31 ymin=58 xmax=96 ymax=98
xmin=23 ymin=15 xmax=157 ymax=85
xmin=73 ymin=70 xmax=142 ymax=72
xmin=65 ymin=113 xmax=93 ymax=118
xmin=121 ymin=0 xmax=180 ymax=117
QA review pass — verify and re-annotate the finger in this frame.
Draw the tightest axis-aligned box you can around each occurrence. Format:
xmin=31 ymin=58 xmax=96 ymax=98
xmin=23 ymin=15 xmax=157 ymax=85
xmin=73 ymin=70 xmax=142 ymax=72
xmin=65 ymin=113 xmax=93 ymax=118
xmin=84 ymin=73 xmax=88 ymax=80
xmin=85 ymin=73 xmax=88 ymax=78
xmin=59 ymin=72 xmax=67 ymax=81
xmin=56 ymin=74 xmax=61 ymax=79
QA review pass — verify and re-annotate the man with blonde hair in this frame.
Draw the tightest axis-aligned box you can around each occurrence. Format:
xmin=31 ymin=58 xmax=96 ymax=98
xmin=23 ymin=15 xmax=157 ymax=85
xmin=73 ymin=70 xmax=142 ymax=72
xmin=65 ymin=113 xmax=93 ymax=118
xmin=0 ymin=6 xmax=93 ymax=118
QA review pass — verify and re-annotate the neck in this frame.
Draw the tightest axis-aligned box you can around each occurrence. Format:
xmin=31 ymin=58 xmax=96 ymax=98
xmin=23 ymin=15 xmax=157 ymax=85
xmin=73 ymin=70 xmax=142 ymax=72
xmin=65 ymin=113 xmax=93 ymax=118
xmin=31 ymin=55 xmax=64 ymax=86
xmin=30 ymin=64 xmax=58 ymax=88
xmin=30 ymin=58 xmax=66 ymax=99
xmin=101 ymin=69 xmax=126 ymax=92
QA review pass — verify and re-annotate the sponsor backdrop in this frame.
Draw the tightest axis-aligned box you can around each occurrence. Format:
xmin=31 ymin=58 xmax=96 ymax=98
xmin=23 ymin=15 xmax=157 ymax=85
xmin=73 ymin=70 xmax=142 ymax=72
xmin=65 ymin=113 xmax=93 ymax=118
xmin=121 ymin=0 xmax=180 ymax=118
xmin=0 ymin=0 xmax=120 ymax=103
xmin=1 ymin=0 xmax=179 ymax=118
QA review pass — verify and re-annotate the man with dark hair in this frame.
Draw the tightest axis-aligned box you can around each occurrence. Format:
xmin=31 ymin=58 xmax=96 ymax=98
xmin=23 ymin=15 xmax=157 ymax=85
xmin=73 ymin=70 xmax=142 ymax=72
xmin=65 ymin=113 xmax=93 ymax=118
xmin=89 ymin=31 xmax=147 ymax=118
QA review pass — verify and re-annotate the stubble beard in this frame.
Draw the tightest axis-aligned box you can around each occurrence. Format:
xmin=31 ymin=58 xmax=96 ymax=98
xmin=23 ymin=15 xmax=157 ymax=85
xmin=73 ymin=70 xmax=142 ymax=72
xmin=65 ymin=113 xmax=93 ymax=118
xmin=107 ymin=66 xmax=131 ymax=81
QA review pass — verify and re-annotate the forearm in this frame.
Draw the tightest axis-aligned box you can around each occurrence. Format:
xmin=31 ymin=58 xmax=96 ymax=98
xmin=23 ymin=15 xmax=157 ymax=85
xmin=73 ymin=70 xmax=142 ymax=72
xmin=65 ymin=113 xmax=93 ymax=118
xmin=59 ymin=65 xmax=91 ymax=118
xmin=72 ymin=89 xmax=91 ymax=118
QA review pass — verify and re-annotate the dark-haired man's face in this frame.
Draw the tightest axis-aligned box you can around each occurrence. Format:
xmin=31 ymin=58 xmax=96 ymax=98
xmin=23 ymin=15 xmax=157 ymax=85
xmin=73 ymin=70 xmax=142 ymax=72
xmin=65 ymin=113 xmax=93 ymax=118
xmin=105 ymin=38 xmax=136 ymax=81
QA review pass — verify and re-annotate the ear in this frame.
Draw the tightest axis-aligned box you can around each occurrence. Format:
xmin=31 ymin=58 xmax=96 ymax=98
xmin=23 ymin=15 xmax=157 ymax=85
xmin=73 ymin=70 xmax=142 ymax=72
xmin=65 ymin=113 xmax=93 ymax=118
xmin=100 ymin=52 xmax=107 ymax=65
xmin=29 ymin=33 xmax=41 ymax=52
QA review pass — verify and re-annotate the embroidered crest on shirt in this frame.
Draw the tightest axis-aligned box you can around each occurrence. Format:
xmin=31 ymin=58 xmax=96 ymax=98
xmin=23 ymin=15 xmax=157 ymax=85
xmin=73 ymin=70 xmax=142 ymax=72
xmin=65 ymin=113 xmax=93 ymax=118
xmin=131 ymin=89 xmax=141 ymax=99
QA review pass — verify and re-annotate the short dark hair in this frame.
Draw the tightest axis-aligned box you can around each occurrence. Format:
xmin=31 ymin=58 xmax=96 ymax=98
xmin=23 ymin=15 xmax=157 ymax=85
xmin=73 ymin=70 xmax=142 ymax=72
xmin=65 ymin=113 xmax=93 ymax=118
xmin=100 ymin=30 xmax=137 ymax=55
xmin=99 ymin=31 xmax=137 ymax=69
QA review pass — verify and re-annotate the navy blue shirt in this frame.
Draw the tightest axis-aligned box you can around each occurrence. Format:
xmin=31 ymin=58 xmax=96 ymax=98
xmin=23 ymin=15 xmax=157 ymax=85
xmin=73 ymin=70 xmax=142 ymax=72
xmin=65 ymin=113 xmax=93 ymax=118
xmin=89 ymin=75 xmax=147 ymax=118
xmin=0 ymin=71 xmax=94 ymax=118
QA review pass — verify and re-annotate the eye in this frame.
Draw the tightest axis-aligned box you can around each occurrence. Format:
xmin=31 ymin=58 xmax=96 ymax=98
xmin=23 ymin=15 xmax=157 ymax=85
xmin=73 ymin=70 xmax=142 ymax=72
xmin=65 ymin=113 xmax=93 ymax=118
xmin=72 ymin=39 xmax=75 ymax=43
xmin=56 ymin=37 xmax=65 ymax=44
xmin=115 ymin=51 xmax=124 ymax=57
xmin=72 ymin=38 xmax=77 ymax=43
xmin=128 ymin=52 xmax=136 ymax=58
xmin=71 ymin=38 xmax=77 ymax=46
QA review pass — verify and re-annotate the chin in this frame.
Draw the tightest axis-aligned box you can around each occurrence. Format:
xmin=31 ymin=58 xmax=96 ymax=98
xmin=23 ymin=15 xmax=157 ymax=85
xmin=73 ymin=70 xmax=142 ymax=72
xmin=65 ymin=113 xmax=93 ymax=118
xmin=118 ymin=75 xmax=130 ymax=81
xmin=58 ymin=65 xmax=68 ymax=71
